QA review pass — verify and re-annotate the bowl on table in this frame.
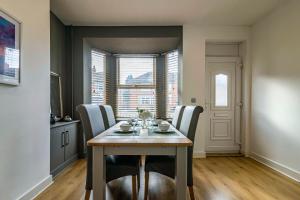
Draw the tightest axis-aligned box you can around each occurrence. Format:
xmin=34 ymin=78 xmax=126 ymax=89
xmin=158 ymin=122 xmax=170 ymax=131
xmin=120 ymin=123 xmax=132 ymax=132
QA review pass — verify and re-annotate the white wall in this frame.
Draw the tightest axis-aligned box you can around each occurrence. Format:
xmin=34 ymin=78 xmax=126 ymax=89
xmin=182 ymin=25 xmax=251 ymax=156
xmin=251 ymin=0 xmax=300 ymax=180
xmin=0 ymin=0 xmax=51 ymax=199
xmin=205 ymin=43 xmax=239 ymax=57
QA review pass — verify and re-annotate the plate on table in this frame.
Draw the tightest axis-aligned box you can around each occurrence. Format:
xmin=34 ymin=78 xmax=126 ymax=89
xmin=153 ymin=129 xmax=175 ymax=134
xmin=113 ymin=129 xmax=135 ymax=134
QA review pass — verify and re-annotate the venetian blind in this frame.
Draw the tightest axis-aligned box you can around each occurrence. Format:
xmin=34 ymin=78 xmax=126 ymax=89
xmin=166 ymin=50 xmax=179 ymax=118
xmin=117 ymin=56 xmax=156 ymax=118
xmin=91 ymin=50 xmax=105 ymax=104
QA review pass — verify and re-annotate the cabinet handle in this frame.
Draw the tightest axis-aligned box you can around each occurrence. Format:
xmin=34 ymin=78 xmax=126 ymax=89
xmin=65 ymin=131 xmax=69 ymax=146
xmin=61 ymin=132 xmax=65 ymax=147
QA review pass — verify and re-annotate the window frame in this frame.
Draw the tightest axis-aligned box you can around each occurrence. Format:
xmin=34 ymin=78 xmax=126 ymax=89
xmin=116 ymin=55 xmax=157 ymax=118
xmin=91 ymin=49 xmax=106 ymax=105
xmin=116 ymin=55 xmax=156 ymax=89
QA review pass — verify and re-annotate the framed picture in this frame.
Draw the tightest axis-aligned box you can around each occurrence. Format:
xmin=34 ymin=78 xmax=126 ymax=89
xmin=0 ymin=10 xmax=20 ymax=85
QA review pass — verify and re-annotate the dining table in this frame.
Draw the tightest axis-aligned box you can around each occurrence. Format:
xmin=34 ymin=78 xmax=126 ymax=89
xmin=87 ymin=121 xmax=192 ymax=200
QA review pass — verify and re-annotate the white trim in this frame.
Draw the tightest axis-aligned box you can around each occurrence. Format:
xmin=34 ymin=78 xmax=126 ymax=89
xmin=250 ymin=152 xmax=300 ymax=182
xmin=17 ymin=175 xmax=53 ymax=200
xmin=206 ymin=145 xmax=240 ymax=153
xmin=193 ymin=151 xmax=206 ymax=158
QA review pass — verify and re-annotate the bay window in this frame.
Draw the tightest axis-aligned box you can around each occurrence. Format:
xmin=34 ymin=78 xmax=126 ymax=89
xmin=90 ymin=50 xmax=180 ymax=119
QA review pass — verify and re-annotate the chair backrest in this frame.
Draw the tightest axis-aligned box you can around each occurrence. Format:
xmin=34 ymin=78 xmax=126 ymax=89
xmin=100 ymin=105 xmax=116 ymax=130
xmin=76 ymin=104 xmax=106 ymax=190
xmin=179 ymin=106 xmax=203 ymax=140
xmin=171 ymin=105 xmax=185 ymax=129
xmin=178 ymin=105 xmax=203 ymax=186
xmin=76 ymin=104 xmax=106 ymax=141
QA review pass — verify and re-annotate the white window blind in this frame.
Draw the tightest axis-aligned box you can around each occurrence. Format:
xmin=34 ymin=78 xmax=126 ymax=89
xmin=166 ymin=50 xmax=179 ymax=118
xmin=117 ymin=57 xmax=156 ymax=118
xmin=91 ymin=50 xmax=105 ymax=104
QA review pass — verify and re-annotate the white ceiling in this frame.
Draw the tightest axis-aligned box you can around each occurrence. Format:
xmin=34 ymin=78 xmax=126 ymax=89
xmin=86 ymin=37 xmax=180 ymax=54
xmin=51 ymin=0 xmax=285 ymax=26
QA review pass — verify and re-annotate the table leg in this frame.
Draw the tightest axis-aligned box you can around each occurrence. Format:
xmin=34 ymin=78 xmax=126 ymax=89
xmin=93 ymin=146 xmax=106 ymax=200
xmin=176 ymin=147 xmax=187 ymax=200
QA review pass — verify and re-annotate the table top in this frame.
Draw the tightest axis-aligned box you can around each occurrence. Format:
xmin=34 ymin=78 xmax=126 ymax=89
xmin=87 ymin=122 xmax=192 ymax=147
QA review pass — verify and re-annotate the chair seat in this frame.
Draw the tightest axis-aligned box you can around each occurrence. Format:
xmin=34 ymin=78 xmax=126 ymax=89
xmin=106 ymin=155 xmax=140 ymax=183
xmin=145 ymin=156 xmax=175 ymax=179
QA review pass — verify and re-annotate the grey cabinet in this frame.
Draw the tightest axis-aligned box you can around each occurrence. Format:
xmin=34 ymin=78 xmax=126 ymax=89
xmin=50 ymin=121 xmax=79 ymax=176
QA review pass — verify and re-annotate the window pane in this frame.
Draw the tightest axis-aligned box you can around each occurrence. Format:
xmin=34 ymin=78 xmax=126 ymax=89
xmin=119 ymin=57 xmax=154 ymax=85
xmin=166 ymin=51 xmax=179 ymax=118
xmin=117 ymin=56 xmax=156 ymax=118
xmin=215 ymin=74 xmax=228 ymax=107
xmin=91 ymin=50 xmax=105 ymax=104
xmin=117 ymin=88 xmax=156 ymax=118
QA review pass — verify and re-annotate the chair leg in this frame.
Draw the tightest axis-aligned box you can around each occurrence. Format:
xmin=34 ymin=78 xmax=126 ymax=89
xmin=137 ymin=172 xmax=141 ymax=191
xmin=85 ymin=189 xmax=91 ymax=200
xmin=188 ymin=186 xmax=195 ymax=200
xmin=139 ymin=157 xmax=143 ymax=166
xmin=144 ymin=172 xmax=149 ymax=200
xmin=132 ymin=175 xmax=137 ymax=200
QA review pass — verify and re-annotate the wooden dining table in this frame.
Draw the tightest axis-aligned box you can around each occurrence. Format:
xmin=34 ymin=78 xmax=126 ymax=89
xmin=87 ymin=121 xmax=192 ymax=200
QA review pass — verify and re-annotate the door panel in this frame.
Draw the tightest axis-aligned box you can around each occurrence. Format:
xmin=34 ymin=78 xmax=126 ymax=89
xmin=50 ymin=127 xmax=65 ymax=172
xmin=211 ymin=119 xmax=231 ymax=140
xmin=205 ymin=57 xmax=241 ymax=153
xmin=64 ymin=124 xmax=78 ymax=161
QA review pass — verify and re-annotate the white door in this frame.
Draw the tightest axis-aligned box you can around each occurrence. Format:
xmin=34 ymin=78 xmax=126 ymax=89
xmin=205 ymin=57 xmax=242 ymax=153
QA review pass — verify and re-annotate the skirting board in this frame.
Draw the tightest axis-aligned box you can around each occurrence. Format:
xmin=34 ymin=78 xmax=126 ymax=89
xmin=17 ymin=175 xmax=53 ymax=200
xmin=250 ymin=152 xmax=300 ymax=182
xmin=193 ymin=151 xmax=206 ymax=158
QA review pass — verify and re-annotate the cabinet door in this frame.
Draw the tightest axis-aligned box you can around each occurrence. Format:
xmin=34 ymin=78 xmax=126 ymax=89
xmin=50 ymin=127 xmax=65 ymax=172
xmin=64 ymin=124 xmax=78 ymax=161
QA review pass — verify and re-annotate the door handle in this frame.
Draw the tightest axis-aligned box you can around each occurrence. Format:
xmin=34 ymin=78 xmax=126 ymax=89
xmin=61 ymin=132 xmax=65 ymax=147
xmin=237 ymin=102 xmax=243 ymax=107
xmin=205 ymin=102 xmax=210 ymax=110
xmin=65 ymin=131 xmax=69 ymax=146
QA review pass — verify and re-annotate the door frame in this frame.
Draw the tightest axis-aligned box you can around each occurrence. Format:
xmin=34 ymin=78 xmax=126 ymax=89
xmin=205 ymin=56 xmax=243 ymax=153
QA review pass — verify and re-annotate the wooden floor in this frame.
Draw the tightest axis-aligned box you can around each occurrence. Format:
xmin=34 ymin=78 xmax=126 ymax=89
xmin=35 ymin=157 xmax=300 ymax=200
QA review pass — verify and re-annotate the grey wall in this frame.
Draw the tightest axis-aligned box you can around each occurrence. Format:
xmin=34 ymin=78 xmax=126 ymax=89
xmin=156 ymin=55 xmax=166 ymax=118
xmin=50 ymin=13 xmax=72 ymax=117
xmin=83 ymin=39 xmax=92 ymax=104
xmin=105 ymin=54 xmax=117 ymax=113
xmin=177 ymin=38 xmax=183 ymax=105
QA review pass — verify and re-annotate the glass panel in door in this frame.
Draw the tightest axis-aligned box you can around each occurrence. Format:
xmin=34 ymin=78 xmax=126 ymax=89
xmin=215 ymin=74 xmax=228 ymax=107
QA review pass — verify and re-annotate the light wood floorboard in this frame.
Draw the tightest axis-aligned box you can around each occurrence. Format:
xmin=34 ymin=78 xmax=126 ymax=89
xmin=35 ymin=157 xmax=300 ymax=200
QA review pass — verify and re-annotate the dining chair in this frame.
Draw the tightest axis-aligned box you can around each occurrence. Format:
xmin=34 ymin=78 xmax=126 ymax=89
xmin=99 ymin=105 xmax=116 ymax=129
xmin=100 ymin=104 xmax=141 ymax=187
xmin=144 ymin=105 xmax=203 ymax=200
xmin=76 ymin=104 xmax=140 ymax=200
xmin=171 ymin=105 xmax=185 ymax=129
